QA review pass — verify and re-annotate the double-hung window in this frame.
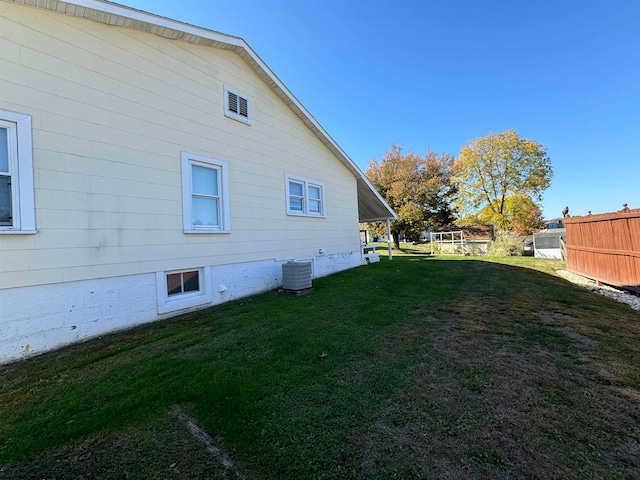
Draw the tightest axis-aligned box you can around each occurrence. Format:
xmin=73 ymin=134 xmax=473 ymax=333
xmin=181 ymin=152 xmax=230 ymax=233
xmin=285 ymin=174 xmax=325 ymax=217
xmin=0 ymin=109 xmax=35 ymax=234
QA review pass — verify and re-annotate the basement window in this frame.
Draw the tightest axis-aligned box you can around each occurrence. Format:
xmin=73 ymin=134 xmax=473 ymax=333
xmin=224 ymin=86 xmax=251 ymax=125
xmin=156 ymin=267 xmax=213 ymax=314
xmin=167 ymin=270 xmax=200 ymax=297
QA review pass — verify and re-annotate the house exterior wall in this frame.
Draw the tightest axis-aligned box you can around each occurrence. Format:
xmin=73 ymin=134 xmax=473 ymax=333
xmin=0 ymin=4 xmax=363 ymax=362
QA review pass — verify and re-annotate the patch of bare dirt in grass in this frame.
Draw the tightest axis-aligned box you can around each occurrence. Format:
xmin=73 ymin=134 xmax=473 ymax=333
xmin=355 ymin=297 xmax=640 ymax=479
xmin=557 ymin=326 xmax=599 ymax=348
xmin=614 ymin=386 xmax=640 ymax=402
xmin=537 ymin=310 xmax=578 ymax=324
xmin=535 ymin=312 xmax=599 ymax=348
xmin=605 ymin=436 xmax=640 ymax=478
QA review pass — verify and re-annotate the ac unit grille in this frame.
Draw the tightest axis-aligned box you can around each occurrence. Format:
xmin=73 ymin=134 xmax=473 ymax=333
xmin=282 ymin=261 xmax=312 ymax=291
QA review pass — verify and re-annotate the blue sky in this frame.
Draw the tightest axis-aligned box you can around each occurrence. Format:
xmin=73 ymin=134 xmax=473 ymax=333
xmin=117 ymin=0 xmax=639 ymax=219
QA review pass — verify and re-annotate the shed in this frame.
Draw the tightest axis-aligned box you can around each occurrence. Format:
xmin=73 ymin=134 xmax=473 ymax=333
xmin=533 ymin=229 xmax=566 ymax=259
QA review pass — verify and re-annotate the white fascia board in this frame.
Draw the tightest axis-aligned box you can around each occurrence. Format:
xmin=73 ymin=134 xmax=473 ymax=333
xmin=90 ymin=0 xmax=246 ymax=46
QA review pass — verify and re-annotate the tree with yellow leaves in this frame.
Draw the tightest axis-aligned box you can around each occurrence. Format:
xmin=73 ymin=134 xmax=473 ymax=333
xmin=472 ymin=193 xmax=545 ymax=234
xmin=454 ymin=130 xmax=552 ymax=231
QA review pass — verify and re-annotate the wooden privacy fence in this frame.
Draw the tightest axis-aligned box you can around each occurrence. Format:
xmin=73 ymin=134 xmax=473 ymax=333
xmin=564 ymin=206 xmax=640 ymax=293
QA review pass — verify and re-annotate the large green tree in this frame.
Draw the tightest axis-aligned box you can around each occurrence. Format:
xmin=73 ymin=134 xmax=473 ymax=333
xmin=365 ymin=145 xmax=457 ymax=249
xmin=454 ymin=130 xmax=552 ymax=230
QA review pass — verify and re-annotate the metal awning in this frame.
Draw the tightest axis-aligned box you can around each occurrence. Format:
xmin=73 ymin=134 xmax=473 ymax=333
xmin=357 ymin=177 xmax=396 ymax=222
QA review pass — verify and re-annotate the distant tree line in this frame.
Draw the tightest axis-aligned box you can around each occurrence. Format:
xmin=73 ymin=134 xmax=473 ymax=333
xmin=364 ymin=130 xmax=552 ymax=248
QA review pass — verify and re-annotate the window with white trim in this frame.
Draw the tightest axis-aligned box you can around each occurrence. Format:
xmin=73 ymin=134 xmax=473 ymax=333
xmin=0 ymin=109 xmax=35 ymax=234
xmin=156 ymin=267 xmax=213 ymax=314
xmin=167 ymin=270 xmax=200 ymax=297
xmin=181 ymin=152 xmax=230 ymax=233
xmin=224 ymin=86 xmax=251 ymax=125
xmin=285 ymin=174 xmax=325 ymax=217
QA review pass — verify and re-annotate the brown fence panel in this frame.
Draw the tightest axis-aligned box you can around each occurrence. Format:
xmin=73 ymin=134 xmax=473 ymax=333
xmin=564 ymin=208 xmax=640 ymax=293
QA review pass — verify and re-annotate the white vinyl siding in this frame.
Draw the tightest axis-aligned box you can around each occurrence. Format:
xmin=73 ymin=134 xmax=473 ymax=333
xmin=285 ymin=174 xmax=325 ymax=217
xmin=181 ymin=152 xmax=230 ymax=233
xmin=0 ymin=4 xmax=361 ymax=292
xmin=0 ymin=109 xmax=35 ymax=234
xmin=224 ymin=86 xmax=251 ymax=125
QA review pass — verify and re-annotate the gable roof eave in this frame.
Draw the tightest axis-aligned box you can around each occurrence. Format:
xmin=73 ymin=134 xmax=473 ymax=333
xmin=3 ymin=0 xmax=396 ymax=222
xmin=357 ymin=178 xmax=396 ymax=222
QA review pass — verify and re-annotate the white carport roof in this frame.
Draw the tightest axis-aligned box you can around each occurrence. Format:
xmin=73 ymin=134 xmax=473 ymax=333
xmin=5 ymin=0 xmax=396 ymax=223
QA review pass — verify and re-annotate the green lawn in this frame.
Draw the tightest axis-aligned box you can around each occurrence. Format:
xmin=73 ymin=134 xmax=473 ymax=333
xmin=1 ymin=256 xmax=639 ymax=479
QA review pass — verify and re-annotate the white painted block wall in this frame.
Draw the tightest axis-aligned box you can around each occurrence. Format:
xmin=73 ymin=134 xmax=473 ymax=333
xmin=0 ymin=252 xmax=361 ymax=364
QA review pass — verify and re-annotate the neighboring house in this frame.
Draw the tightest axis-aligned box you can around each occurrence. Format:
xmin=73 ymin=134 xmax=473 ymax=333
xmin=0 ymin=0 xmax=395 ymax=363
xmin=543 ymin=218 xmax=565 ymax=230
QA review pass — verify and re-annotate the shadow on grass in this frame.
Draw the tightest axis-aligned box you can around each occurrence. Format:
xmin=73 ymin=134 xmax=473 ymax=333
xmin=1 ymin=256 xmax=639 ymax=479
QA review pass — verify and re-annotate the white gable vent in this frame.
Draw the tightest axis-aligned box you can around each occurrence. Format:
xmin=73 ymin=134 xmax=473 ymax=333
xmin=224 ymin=86 xmax=251 ymax=124
xmin=281 ymin=261 xmax=312 ymax=291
